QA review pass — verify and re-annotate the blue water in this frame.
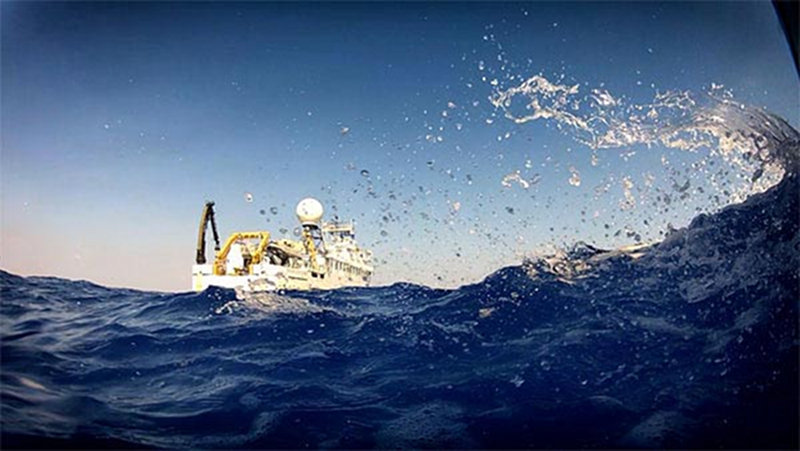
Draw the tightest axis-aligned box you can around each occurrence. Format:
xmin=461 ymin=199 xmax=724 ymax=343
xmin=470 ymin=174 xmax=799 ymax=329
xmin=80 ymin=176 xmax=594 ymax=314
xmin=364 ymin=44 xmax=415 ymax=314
xmin=2 ymin=173 xmax=799 ymax=448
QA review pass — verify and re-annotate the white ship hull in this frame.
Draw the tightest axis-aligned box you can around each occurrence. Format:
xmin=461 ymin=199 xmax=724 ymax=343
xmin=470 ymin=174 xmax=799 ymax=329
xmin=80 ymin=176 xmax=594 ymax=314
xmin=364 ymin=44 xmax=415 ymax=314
xmin=192 ymin=261 xmax=370 ymax=292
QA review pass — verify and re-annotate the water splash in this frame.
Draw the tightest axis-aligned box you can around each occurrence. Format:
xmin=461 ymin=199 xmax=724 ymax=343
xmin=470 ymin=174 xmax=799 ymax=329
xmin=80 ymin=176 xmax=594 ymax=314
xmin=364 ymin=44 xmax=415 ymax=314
xmin=215 ymin=290 xmax=333 ymax=316
xmin=490 ymin=76 xmax=799 ymax=203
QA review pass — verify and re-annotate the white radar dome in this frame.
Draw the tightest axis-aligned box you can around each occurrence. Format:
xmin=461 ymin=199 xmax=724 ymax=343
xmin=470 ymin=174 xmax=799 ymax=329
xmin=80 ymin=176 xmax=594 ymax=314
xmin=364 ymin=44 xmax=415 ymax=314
xmin=296 ymin=198 xmax=324 ymax=225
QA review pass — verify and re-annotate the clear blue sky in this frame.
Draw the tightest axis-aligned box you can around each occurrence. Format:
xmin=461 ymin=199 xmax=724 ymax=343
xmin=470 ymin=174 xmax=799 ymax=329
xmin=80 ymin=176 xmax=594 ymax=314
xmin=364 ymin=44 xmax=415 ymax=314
xmin=2 ymin=2 xmax=797 ymax=291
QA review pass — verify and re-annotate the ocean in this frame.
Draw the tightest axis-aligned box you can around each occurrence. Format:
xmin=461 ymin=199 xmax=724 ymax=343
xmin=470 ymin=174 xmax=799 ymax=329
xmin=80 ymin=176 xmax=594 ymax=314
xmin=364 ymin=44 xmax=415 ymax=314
xmin=2 ymin=156 xmax=798 ymax=447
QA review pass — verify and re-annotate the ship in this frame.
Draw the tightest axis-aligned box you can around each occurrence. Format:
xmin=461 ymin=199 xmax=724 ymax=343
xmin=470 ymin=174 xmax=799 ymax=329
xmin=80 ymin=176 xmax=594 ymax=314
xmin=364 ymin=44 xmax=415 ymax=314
xmin=192 ymin=198 xmax=374 ymax=291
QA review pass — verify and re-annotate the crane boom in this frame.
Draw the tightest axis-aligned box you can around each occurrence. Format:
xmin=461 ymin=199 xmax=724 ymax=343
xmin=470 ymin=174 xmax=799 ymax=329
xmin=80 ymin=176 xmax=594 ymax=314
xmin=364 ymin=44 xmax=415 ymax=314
xmin=196 ymin=201 xmax=221 ymax=264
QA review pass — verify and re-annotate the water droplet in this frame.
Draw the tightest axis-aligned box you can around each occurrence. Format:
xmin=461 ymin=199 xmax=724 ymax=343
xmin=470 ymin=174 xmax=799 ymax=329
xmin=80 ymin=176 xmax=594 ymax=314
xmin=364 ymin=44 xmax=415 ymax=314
xmin=360 ymin=169 xmax=370 ymax=178
xmin=244 ymin=192 xmax=254 ymax=202
xmin=568 ymin=167 xmax=581 ymax=187
xmin=501 ymin=171 xmax=530 ymax=189
xmin=270 ymin=206 xmax=279 ymax=215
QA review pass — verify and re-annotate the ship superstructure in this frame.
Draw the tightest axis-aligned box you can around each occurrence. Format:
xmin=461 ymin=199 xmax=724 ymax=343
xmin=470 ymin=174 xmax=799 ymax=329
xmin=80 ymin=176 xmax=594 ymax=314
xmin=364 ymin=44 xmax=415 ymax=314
xmin=192 ymin=198 xmax=373 ymax=291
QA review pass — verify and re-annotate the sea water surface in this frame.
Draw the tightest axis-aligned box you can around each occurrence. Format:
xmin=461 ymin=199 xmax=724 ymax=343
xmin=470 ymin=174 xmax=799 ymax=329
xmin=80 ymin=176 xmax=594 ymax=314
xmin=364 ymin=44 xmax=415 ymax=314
xmin=2 ymin=174 xmax=799 ymax=448
xmin=2 ymin=91 xmax=800 ymax=448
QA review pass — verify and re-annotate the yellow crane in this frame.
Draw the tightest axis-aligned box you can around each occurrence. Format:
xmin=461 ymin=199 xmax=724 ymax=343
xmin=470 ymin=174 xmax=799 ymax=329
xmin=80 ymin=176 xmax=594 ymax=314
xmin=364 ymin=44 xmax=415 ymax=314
xmin=195 ymin=200 xmax=271 ymax=275
xmin=213 ymin=231 xmax=271 ymax=275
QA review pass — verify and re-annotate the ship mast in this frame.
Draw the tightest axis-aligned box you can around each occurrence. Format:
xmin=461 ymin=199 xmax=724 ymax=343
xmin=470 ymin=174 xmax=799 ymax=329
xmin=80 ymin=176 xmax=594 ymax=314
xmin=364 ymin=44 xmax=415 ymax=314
xmin=296 ymin=198 xmax=325 ymax=274
xmin=195 ymin=201 xmax=221 ymax=264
